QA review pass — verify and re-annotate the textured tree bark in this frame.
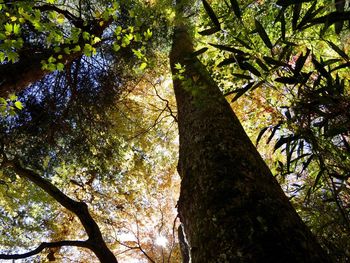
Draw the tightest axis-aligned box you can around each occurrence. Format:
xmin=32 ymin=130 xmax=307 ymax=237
xmin=169 ymin=3 xmax=332 ymax=263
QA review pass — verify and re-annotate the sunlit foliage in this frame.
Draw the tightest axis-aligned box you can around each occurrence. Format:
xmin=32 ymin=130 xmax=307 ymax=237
xmin=0 ymin=0 xmax=349 ymax=262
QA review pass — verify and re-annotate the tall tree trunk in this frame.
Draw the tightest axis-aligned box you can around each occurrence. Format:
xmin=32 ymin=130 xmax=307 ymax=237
xmin=169 ymin=4 xmax=332 ymax=263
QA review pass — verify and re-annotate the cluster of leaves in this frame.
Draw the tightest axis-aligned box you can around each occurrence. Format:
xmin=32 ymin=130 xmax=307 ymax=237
xmin=0 ymin=58 xmax=181 ymax=262
xmin=195 ymin=0 xmax=350 ymax=261
xmin=0 ymin=0 xmax=182 ymax=261
xmin=0 ymin=0 xmax=161 ymax=78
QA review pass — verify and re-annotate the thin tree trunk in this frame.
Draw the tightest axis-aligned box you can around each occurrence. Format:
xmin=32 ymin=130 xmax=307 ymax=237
xmin=170 ymin=4 xmax=332 ymax=263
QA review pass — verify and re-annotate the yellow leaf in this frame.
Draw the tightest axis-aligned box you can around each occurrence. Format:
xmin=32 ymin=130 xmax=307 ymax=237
xmin=56 ymin=14 xmax=65 ymax=24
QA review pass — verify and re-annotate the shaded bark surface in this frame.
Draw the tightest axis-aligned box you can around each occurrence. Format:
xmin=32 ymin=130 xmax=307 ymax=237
xmin=170 ymin=18 xmax=332 ymax=263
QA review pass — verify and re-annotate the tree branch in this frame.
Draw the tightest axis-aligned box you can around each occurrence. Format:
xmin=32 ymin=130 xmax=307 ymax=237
xmin=0 ymin=240 xmax=89 ymax=260
xmin=34 ymin=4 xmax=83 ymax=28
xmin=149 ymin=79 xmax=178 ymax=122
xmin=1 ymin=159 xmax=118 ymax=262
xmin=4 ymin=159 xmax=81 ymax=212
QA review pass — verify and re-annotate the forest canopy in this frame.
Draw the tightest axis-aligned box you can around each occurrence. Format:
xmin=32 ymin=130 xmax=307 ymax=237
xmin=0 ymin=0 xmax=349 ymax=262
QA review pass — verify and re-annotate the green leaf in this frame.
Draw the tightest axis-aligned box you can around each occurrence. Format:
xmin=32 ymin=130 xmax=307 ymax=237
xmin=83 ymin=44 xmax=94 ymax=56
xmin=113 ymin=43 xmax=121 ymax=52
xmin=218 ymin=57 xmax=237 ymax=67
xmin=102 ymin=10 xmax=111 ymax=21
xmin=209 ymin=43 xmax=247 ymax=55
xmin=129 ymin=10 xmax=135 ymax=18
xmin=132 ymin=49 xmax=144 ymax=59
xmin=7 ymin=51 xmax=19 ymax=63
xmin=255 ymin=58 xmax=269 ymax=71
xmin=266 ymin=122 xmax=282 ymax=144
xmin=144 ymin=29 xmax=152 ymax=40
xmin=232 ymin=73 xmax=252 ymax=80
xmin=202 ymin=0 xmax=220 ymax=28
xmin=297 ymin=1 xmax=319 ymax=30
xmin=230 ymin=0 xmax=241 ymax=20
xmin=72 ymin=45 xmax=81 ymax=52
xmin=92 ymin=36 xmax=101 ymax=44
xmin=121 ymin=36 xmax=130 ymax=47
xmin=4 ymin=23 xmax=12 ymax=34
xmin=276 ymin=0 xmax=313 ymax=7
xmin=198 ymin=27 xmax=220 ymax=36
xmin=0 ymin=52 xmax=5 ymax=62
xmin=14 ymin=101 xmax=23 ymax=110
xmin=13 ymin=23 xmax=20 ymax=35
xmin=56 ymin=14 xmax=65 ymax=24
xmin=311 ymin=168 xmax=325 ymax=190
xmin=125 ymin=33 xmax=133 ymax=41
xmin=83 ymin=31 xmax=90 ymax=41
xmin=292 ymin=3 xmax=301 ymax=31
xmin=56 ymin=63 xmax=64 ymax=71
xmin=139 ymin=62 xmax=147 ymax=70
xmin=275 ymin=77 xmax=298 ymax=84
xmin=294 ymin=49 xmax=310 ymax=75
xmin=255 ymin=19 xmax=273 ymax=49
xmin=47 ymin=63 xmax=56 ymax=71
xmin=9 ymin=94 xmax=17 ymax=101
xmin=114 ymin=26 xmax=122 ymax=36
xmin=174 ymin=63 xmax=183 ymax=70
xmin=230 ymin=82 xmax=254 ymax=102
xmin=234 ymin=37 xmax=252 ymax=50
xmin=326 ymin=40 xmax=349 ymax=61
xmin=263 ymin=56 xmax=289 ymax=67
xmin=256 ymin=127 xmax=269 ymax=146
xmin=192 ymin=47 xmax=208 ymax=56
xmin=9 ymin=93 xmax=18 ymax=101
xmin=48 ymin=56 xmax=56 ymax=63
xmin=134 ymin=33 xmax=142 ymax=42
xmin=64 ymin=47 xmax=71 ymax=54
xmin=239 ymin=62 xmax=261 ymax=77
